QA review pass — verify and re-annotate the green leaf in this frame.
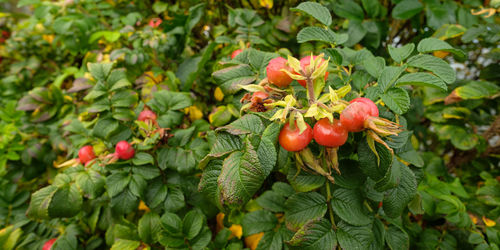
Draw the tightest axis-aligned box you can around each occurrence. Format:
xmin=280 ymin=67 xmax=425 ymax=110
xmin=198 ymin=159 xmax=223 ymax=207
xmin=219 ymin=114 xmax=265 ymax=135
xmin=255 ymin=230 xmax=284 ymax=250
xmin=378 ymin=66 xmax=406 ymax=92
xmin=152 ymin=1 xmax=167 ymax=13
xmin=361 ymin=0 xmax=381 ymax=18
xmin=380 ymin=87 xmax=411 ymax=115
xmin=362 ymin=56 xmax=385 ymax=79
xmin=48 ymin=185 xmax=83 ymax=218
xmin=369 ymin=218 xmax=386 ymax=249
xmin=288 ymin=218 xmax=337 ymax=250
xmin=453 ymin=81 xmax=500 ymax=100
xmin=336 ymin=221 xmax=374 ymax=250
xmin=331 ymin=188 xmax=372 ymax=226
xmin=110 ymin=239 xmax=141 ymax=250
xmin=388 ymin=43 xmax=415 ymax=63
xmin=287 ymin=166 xmax=325 ymax=192
xmin=106 ymin=172 xmax=131 ymax=197
xmin=132 ymin=152 xmax=154 ymax=165
xmin=417 ymin=38 xmax=466 ymax=58
xmin=386 ymin=225 xmax=409 ymax=250
xmin=164 ymin=187 xmax=185 ymax=212
xmin=333 ymin=160 xmax=366 ymax=189
xmin=242 ymin=210 xmax=278 ymax=236
xmin=213 ymin=64 xmax=256 ymax=94
xmin=111 ymin=189 xmax=139 ymax=214
xmin=88 ymin=62 xmax=113 ymax=82
xmin=26 ymin=185 xmax=57 ymax=220
xmin=395 ymin=72 xmax=447 ymax=91
xmin=297 ymin=27 xmax=347 ymax=45
xmin=138 ymin=212 xmax=161 ymax=244
xmin=218 ymin=140 xmax=266 ymax=207
xmin=148 ymin=90 xmax=192 ymax=112
xmin=392 ymin=0 xmax=423 ymax=19
xmin=383 ymin=162 xmax=417 ymax=218
xmin=146 ymin=179 xmax=168 ymax=208
xmin=92 ymin=118 xmax=119 ymax=139
xmin=129 ymin=174 xmax=147 ymax=198
xmin=183 ymin=209 xmax=205 ymax=240
xmin=407 ymin=55 xmax=456 ymax=84
xmin=358 ymin=140 xmax=393 ymax=182
xmin=333 ymin=0 xmax=364 ymax=21
xmin=291 ymin=2 xmax=332 ymax=26
xmin=256 ymin=191 xmax=285 ymax=212
xmin=322 ymin=48 xmax=344 ymax=66
xmin=75 ymin=170 xmax=105 ymax=199
xmin=190 ymin=226 xmax=212 ymax=249
xmin=272 ymin=182 xmax=295 ymax=197
xmin=284 ymin=192 xmax=327 ymax=230
xmin=160 ymin=212 xmax=183 ymax=235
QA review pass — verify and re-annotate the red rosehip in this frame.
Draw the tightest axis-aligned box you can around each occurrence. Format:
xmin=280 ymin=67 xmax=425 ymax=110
xmin=149 ymin=18 xmax=162 ymax=28
xmin=296 ymin=55 xmax=329 ymax=87
xmin=78 ymin=145 xmax=96 ymax=164
xmin=313 ymin=118 xmax=348 ymax=147
xmin=279 ymin=121 xmax=313 ymax=152
xmin=138 ymin=109 xmax=157 ymax=122
xmin=231 ymin=49 xmax=243 ymax=59
xmin=43 ymin=238 xmax=57 ymax=250
xmin=350 ymin=97 xmax=379 ymax=117
xmin=340 ymin=102 xmax=370 ymax=132
xmin=115 ymin=141 xmax=135 ymax=160
xmin=266 ymin=57 xmax=293 ymax=88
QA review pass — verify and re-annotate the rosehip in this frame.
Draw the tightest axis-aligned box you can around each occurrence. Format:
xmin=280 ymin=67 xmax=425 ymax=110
xmin=115 ymin=141 xmax=135 ymax=160
xmin=296 ymin=55 xmax=329 ymax=87
xmin=313 ymin=118 xmax=348 ymax=147
xmin=279 ymin=121 xmax=313 ymax=152
xmin=231 ymin=49 xmax=243 ymax=59
xmin=250 ymin=91 xmax=269 ymax=103
xmin=340 ymin=102 xmax=370 ymax=132
xmin=149 ymin=18 xmax=162 ymax=28
xmin=78 ymin=145 xmax=96 ymax=164
xmin=138 ymin=109 xmax=157 ymax=122
xmin=43 ymin=238 xmax=57 ymax=250
xmin=266 ymin=57 xmax=293 ymax=88
xmin=350 ymin=97 xmax=379 ymax=117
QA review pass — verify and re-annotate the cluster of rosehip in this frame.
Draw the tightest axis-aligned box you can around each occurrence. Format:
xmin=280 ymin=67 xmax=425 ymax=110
xmin=278 ymin=97 xmax=380 ymax=152
xmin=235 ymin=50 xmax=401 ymax=181
xmin=58 ymin=109 xmax=158 ymax=168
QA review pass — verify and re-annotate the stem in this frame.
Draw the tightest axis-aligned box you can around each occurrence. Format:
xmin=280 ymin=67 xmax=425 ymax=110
xmin=326 ymin=182 xmax=336 ymax=229
xmin=306 ymin=77 xmax=316 ymax=105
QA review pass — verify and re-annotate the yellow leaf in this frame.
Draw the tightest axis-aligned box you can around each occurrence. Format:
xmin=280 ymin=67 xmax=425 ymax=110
xmin=187 ymin=105 xmax=203 ymax=121
xmin=216 ymin=213 xmax=225 ymax=232
xmin=138 ymin=201 xmax=150 ymax=212
xmin=433 ymin=51 xmax=450 ymax=58
xmin=259 ymin=0 xmax=273 ymax=9
xmin=229 ymin=224 xmax=243 ymax=239
xmin=214 ymin=87 xmax=224 ymax=101
xmin=245 ymin=232 xmax=264 ymax=250
xmin=483 ymin=216 xmax=496 ymax=227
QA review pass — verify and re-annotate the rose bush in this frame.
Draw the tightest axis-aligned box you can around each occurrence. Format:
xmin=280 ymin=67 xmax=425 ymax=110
xmin=0 ymin=1 xmax=498 ymax=250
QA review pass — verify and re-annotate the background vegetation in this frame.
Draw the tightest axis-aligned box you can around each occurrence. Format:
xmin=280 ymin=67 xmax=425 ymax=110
xmin=0 ymin=0 xmax=499 ymax=249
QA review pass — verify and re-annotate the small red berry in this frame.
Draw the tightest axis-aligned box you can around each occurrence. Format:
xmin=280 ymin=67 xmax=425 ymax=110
xmin=78 ymin=145 xmax=96 ymax=164
xmin=350 ymin=97 xmax=379 ymax=117
xmin=115 ymin=141 xmax=135 ymax=160
xmin=43 ymin=238 xmax=57 ymax=250
xmin=313 ymin=118 xmax=348 ymax=147
xmin=279 ymin=122 xmax=313 ymax=152
xmin=231 ymin=49 xmax=243 ymax=59
xmin=138 ymin=109 xmax=157 ymax=122
xmin=296 ymin=55 xmax=329 ymax=87
xmin=149 ymin=18 xmax=162 ymax=28
xmin=266 ymin=57 xmax=293 ymax=88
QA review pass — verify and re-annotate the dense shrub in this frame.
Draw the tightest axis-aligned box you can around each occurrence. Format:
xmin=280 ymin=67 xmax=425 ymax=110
xmin=0 ymin=0 xmax=498 ymax=249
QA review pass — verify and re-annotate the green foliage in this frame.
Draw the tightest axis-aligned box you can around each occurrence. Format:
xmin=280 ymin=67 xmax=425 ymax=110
xmin=0 ymin=0 xmax=498 ymax=249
